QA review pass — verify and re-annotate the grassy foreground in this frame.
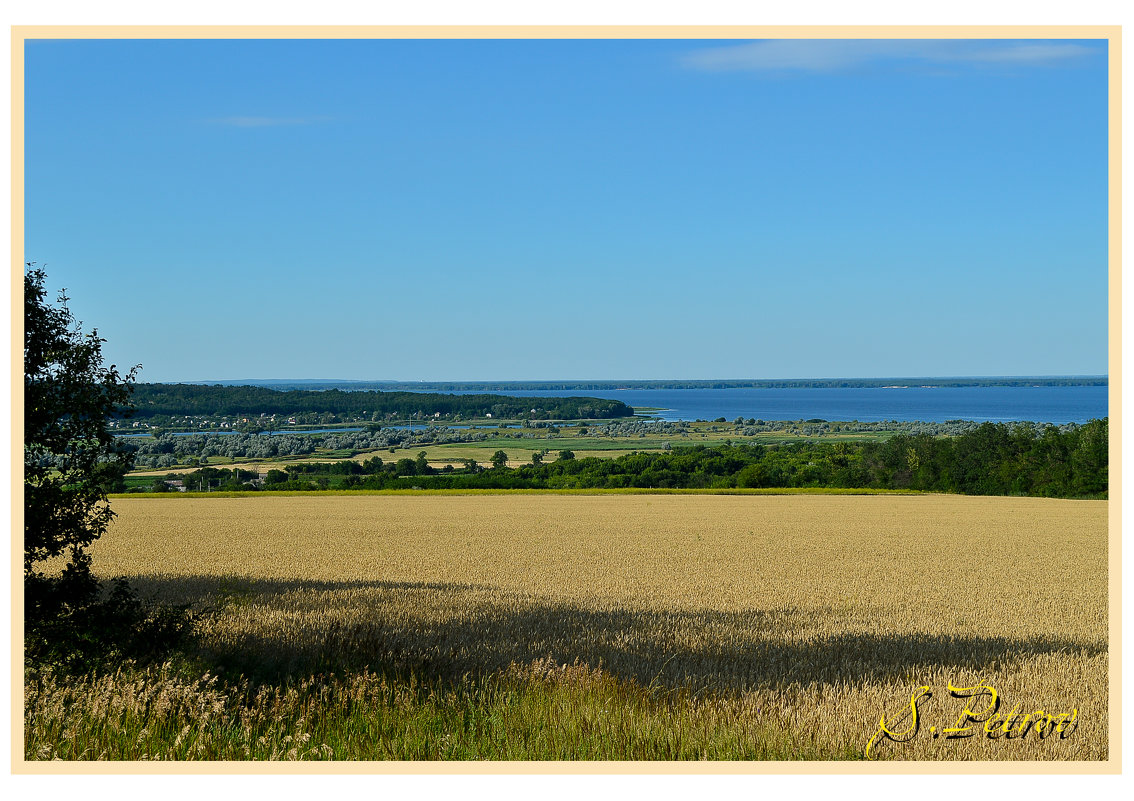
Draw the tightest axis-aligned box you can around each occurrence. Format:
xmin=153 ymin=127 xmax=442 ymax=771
xmin=26 ymin=494 xmax=1108 ymax=761
xmin=26 ymin=658 xmax=834 ymax=760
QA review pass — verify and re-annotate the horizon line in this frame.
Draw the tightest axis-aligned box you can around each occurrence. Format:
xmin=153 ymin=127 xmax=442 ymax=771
xmin=163 ymin=374 xmax=1109 ymax=384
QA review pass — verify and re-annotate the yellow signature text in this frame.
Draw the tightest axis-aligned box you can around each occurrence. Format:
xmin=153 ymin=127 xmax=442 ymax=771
xmin=865 ymin=681 xmax=1078 ymax=759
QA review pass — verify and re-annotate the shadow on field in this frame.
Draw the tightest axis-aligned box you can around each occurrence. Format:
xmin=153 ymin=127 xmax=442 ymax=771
xmin=125 ymin=574 xmax=1106 ymax=693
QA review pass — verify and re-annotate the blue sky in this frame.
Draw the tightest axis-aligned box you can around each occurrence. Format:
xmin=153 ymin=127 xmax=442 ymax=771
xmin=22 ymin=37 xmax=1109 ymax=382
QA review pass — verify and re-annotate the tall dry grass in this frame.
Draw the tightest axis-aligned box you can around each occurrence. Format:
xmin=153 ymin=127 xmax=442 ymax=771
xmin=27 ymin=494 xmax=1107 ymax=760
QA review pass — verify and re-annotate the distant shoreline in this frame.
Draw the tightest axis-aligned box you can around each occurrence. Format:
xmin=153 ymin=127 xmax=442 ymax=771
xmin=173 ymin=376 xmax=1109 ymax=392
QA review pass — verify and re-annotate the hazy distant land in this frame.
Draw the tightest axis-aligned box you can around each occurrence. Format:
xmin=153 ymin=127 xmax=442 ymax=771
xmin=187 ymin=376 xmax=1107 ymax=392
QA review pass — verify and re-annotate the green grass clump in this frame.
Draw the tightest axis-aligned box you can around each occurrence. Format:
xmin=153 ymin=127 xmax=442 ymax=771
xmin=25 ymin=658 xmax=845 ymax=761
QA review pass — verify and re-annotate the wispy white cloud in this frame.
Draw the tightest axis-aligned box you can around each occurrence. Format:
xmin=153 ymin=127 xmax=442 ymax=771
xmin=680 ymin=39 xmax=1100 ymax=73
xmin=208 ymin=115 xmax=332 ymax=128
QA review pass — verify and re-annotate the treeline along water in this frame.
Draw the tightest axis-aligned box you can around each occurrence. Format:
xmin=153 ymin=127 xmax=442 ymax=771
xmin=125 ymin=384 xmax=633 ymax=420
xmin=204 ymin=377 xmax=1106 ymax=391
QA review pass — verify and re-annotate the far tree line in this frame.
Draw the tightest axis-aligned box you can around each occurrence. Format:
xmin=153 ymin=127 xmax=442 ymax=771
xmin=212 ymin=377 xmax=1108 ymax=392
xmin=123 ymin=383 xmax=635 ymax=422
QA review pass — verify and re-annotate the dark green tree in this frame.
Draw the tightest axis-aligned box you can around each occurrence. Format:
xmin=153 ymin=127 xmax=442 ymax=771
xmin=24 ymin=266 xmax=188 ymax=668
xmin=491 ymin=450 xmax=509 ymax=469
xmin=1070 ymin=418 xmax=1109 ymax=497
xmin=264 ymin=468 xmax=289 ymax=484
xmin=25 ymin=266 xmax=137 ymax=577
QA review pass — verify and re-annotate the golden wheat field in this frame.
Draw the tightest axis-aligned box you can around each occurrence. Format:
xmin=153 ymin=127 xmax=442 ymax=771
xmin=74 ymin=493 xmax=1107 ymax=760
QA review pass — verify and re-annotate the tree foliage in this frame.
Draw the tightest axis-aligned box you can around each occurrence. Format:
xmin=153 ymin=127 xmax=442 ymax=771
xmin=24 ymin=267 xmax=137 ymax=571
xmin=125 ymin=383 xmax=635 ymax=420
xmin=24 ymin=266 xmax=189 ymax=669
xmin=178 ymin=419 xmax=1107 ymax=499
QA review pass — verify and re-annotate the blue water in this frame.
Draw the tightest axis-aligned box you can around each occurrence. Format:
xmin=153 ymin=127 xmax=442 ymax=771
xmin=446 ymin=385 xmax=1107 ymax=424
